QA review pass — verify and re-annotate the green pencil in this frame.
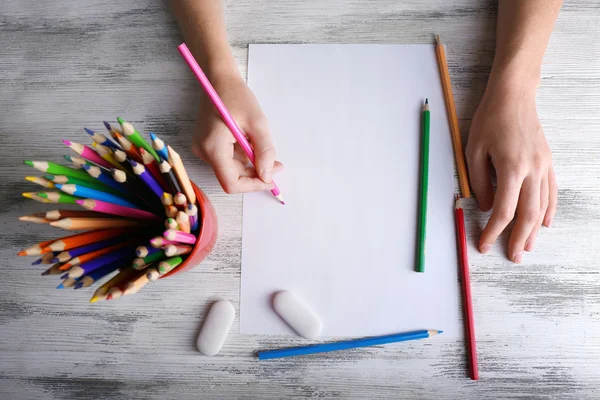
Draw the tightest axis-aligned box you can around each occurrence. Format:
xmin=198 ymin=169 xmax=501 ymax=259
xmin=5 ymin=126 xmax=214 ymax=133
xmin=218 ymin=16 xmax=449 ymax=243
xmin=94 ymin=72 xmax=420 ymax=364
xmin=416 ymin=99 xmax=430 ymax=273
xmin=37 ymin=191 xmax=82 ymax=204
xmin=24 ymin=161 xmax=97 ymax=183
xmin=117 ymin=117 xmax=160 ymax=162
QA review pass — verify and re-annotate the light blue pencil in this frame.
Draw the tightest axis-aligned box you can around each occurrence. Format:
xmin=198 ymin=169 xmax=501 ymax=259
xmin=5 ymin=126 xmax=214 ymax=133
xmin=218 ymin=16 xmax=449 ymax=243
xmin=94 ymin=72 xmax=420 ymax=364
xmin=258 ymin=329 xmax=442 ymax=360
xmin=150 ymin=132 xmax=169 ymax=161
xmin=54 ymin=183 xmax=138 ymax=208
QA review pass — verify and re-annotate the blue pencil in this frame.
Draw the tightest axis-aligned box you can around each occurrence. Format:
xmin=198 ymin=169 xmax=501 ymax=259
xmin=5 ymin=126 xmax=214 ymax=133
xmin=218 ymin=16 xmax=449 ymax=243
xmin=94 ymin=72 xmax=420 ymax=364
xmin=54 ymin=183 xmax=138 ymax=208
xmin=82 ymin=164 xmax=128 ymax=194
xmin=258 ymin=329 xmax=442 ymax=360
xmin=52 ymin=237 xmax=126 ymax=263
xmin=150 ymin=132 xmax=169 ymax=161
xmin=84 ymin=128 xmax=121 ymax=150
xmin=129 ymin=160 xmax=164 ymax=199
xmin=67 ymin=246 xmax=137 ymax=278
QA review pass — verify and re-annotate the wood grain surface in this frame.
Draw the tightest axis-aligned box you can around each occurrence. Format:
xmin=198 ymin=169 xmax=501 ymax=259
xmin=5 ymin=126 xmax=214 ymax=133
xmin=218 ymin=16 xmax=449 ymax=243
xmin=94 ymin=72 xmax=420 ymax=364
xmin=1 ymin=0 xmax=599 ymax=398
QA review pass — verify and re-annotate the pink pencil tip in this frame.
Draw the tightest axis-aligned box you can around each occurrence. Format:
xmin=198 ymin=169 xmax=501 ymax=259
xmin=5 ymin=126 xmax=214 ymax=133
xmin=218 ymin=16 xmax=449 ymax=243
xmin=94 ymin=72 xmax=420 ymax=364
xmin=75 ymin=200 xmax=84 ymax=205
xmin=62 ymin=140 xmax=71 ymax=146
xmin=281 ymin=201 xmax=286 ymax=205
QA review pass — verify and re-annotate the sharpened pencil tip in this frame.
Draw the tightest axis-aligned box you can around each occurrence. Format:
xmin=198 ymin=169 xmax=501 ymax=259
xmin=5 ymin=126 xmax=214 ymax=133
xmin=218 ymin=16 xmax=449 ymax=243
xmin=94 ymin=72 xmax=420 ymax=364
xmin=56 ymin=283 xmax=65 ymax=289
xmin=41 ymin=270 xmax=50 ymax=276
xmin=150 ymin=132 xmax=157 ymax=140
xmin=51 ymin=258 xmax=59 ymax=263
xmin=74 ymin=282 xmax=83 ymax=289
xmin=117 ymin=117 xmax=125 ymax=125
xmin=31 ymin=259 xmax=42 ymax=265
xmin=22 ymin=192 xmax=33 ymax=199
xmin=425 ymin=98 xmax=428 ymax=104
xmin=90 ymin=296 xmax=98 ymax=303
xmin=17 ymin=251 xmax=27 ymax=256
xmin=75 ymin=200 xmax=84 ymax=205
xmin=84 ymin=127 xmax=94 ymax=135
xmin=103 ymin=121 xmax=111 ymax=130
xmin=24 ymin=160 xmax=33 ymax=167
xmin=62 ymin=139 xmax=72 ymax=146
xmin=438 ymin=330 xmax=443 ymax=334
xmin=82 ymin=164 xmax=91 ymax=170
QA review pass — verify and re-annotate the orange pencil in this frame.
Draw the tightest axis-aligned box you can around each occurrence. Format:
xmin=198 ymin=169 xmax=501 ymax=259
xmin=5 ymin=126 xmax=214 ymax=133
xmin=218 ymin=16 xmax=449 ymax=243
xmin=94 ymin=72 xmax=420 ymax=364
xmin=43 ymin=228 xmax=136 ymax=252
xmin=58 ymin=240 xmax=139 ymax=271
xmin=435 ymin=34 xmax=470 ymax=198
xmin=18 ymin=239 xmax=56 ymax=256
xmin=50 ymin=218 xmax=149 ymax=231
xmin=114 ymin=131 xmax=143 ymax=163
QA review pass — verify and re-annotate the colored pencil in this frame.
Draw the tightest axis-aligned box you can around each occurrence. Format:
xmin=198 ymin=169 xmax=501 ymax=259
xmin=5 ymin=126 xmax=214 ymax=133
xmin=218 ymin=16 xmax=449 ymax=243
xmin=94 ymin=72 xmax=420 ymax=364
xmin=164 ymin=229 xmax=196 ymax=245
xmin=158 ymin=256 xmax=183 ymax=275
xmin=64 ymin=155 xmax=93 ymax=169
xmin=106 ymin=268 xmax=147 ymax=300
xmin=149 ymin=237 xmax=178 ymax=248
xmin=110 ymin=168 xmax=162 ymax=212
xmin=74 ymin=262 xmax=122 ymax=289
xmin=455 ymin=196 xmax=478 ymax=380
xmin=42 ymin=263 xmax=66 ymax=276
xmin=92 ymin=142 xmax=125 ymax=170
xmin=174 ymin=192 xmax=188 ymax=209
xmin=22 ymin=192 xmax=52 ymax=203
xmin=146 ymin=268 xmax=160 ymax=282
xmin=82 ymin=164 xmax=128 ymax=193
xmin=24 ymin=161 xmax=96 ymax=183
xmin=113 ymin=131 xmax=143 ymax=163
xmin=117 ymin=117 xmax=160 ymax=161
xmin=258 ymin=330 xmax=442 ymax=360
xmin=133 ymin=250 xmax=165 ymax=270
xmin=45 ymin=210 xmax=105 ymax=221
xmin=185 ymin=203 xmax=199 ymax=232
xmin=175 ymin=211 xmax=191 ymax=234
xmin=139 ymin=147 xmax=169 ymax=190
xmin=19 ymin=214 xmax=51 ymax=224
xmin=52 ymin=236 xmax=125 ymax=262
xmin=122 ymin=270 xmax=154 ymax=296
xmin=129 ymin=160 xmax=164 ymax=199
xmin=166 ymin=145 xmax=196 ymax=205
xmin=55 ymin=183 xmax=138 ymax=208
xmin=435 ymin=35 xmax=470 ymax=198
xmin=50 ymin=217 xmax=147 ymax=230
xmin=62 ymin=140 xmax=114 ymax=170
xmin=162 ymin=192 xmax=174 ymax=206
xmin=165 ymin=205 xmax=178 ymax=218
xmin=44 ymin=228 xmax=134 ymax=252
xmin=165 ymin=218 xmax=178 ymax=230
xmin=25 ymin=176 xmax=55 ymax=189
xmin=84 ymin=127 xmax=121 ymax=150
xmin=67 ymin=247 xmax=136 ymax=278
xmin=416 ymin=99 xmax=430 ymax=273
xmin=158 ymin=159 xmax=182 ymax=195
xmin=136 ymin=245 xmax=160 ymax=258
xmin=76 ymin=199 xmax=161 ymax=220
xmin=59 ymin=240 xmax=139 ymax=270
xmin=164 ymin=244 xmax=192 ymax=257
xmin=178 ymin=42 xmax=284 ymax=205
xmin=32 ymin=252 xmax=58 ymax=265
xmin=37 ymin=191 xmax=81 ymax=204
xmin=90 ymin=267 xmax=139 ymax=303
xmin=45 ymin=174 xmax=122 ymax=196
xmin=103 ymin=121 xmax=122 ymax=141
xmin=57 ymin=278 xmax=78 ymax=289
xmin=149 ymin=132 xmax=169 ymax=161
xmin=17 ymin=239 xmax=56 ymax=256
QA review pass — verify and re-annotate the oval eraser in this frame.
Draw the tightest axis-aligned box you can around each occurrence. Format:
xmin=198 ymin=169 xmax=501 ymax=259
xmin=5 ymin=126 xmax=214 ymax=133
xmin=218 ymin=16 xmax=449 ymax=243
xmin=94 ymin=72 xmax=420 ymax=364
xmin=196 ymin=300 xmax=235 ymax=356
xmin=273 ymin=291 xmax=322 ymax=339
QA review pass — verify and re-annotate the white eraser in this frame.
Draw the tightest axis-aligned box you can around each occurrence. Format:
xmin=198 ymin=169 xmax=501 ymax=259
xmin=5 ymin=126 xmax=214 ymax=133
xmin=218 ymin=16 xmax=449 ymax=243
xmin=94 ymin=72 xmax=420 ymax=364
xmin=197 ymin=300 xmax=235 ymax=356
xmin=273 ymin=290 xmax=322 ymax=339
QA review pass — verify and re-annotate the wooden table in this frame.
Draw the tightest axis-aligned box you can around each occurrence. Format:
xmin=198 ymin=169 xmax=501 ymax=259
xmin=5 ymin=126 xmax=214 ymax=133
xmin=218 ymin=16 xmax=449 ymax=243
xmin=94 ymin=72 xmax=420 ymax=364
xmin=1 ymin=1 xmax=599 ymax=398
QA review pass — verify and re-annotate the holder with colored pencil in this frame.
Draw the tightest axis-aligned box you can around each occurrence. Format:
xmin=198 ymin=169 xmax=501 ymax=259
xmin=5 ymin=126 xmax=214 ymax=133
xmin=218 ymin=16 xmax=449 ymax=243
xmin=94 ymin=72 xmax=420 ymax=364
xmin=19 ymin=118 xmax=218 ymax=303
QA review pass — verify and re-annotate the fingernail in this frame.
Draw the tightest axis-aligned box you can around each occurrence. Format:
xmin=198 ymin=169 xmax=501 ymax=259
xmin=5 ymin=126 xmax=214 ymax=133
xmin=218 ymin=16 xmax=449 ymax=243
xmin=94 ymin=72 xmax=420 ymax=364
xmin=545 ymin=217 xmax=552 ymax=228
xmin=261 ymin=168 xmax=272 ymax=183
xmin=513 ymin=251 xmax=523 ymax=264
xmin=480 ymin=243 xmax=491 ymax=254
xmin=525 ymin=238 xmax=535 ymax=252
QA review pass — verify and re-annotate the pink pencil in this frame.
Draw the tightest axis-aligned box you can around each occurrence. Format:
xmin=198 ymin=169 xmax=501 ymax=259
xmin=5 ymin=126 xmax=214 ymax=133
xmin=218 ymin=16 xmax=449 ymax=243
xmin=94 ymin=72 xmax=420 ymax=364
xmin=62 ymin=140 xmax=114 ymax=170
xmin=177 ymin=43 xmax=285 ymax=205
xmin=76 ymin=199 xmax=160 ymax=221
xmin=163 ymin=229 xmax=197 ymax=244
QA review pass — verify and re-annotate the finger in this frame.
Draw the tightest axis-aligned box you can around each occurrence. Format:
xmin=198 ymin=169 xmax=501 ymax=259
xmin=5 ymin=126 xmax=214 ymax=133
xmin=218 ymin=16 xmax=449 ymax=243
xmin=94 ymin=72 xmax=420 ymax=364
xmin=508 ymin=176 xmax=542 ymax=263
xmin=544 ymin=166 xmax=557 ymax=227
xmin=525 ymin=174 xmax=549 ymax=252
xmin=479 ymin=170 xmax=522 ymax=253
xmin=467 ymin=150 xmax=494 ymax=211
xmin=246 ymin=118 xmax=277 ymax=183
xmin=238 ymin=161 xmax=284 ymax=178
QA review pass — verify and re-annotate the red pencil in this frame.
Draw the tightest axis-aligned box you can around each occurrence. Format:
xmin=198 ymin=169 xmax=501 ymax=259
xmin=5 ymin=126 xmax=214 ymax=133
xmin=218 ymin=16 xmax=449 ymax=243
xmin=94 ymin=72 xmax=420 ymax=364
xmin=455 ymin=196 xmax=478 ymax=380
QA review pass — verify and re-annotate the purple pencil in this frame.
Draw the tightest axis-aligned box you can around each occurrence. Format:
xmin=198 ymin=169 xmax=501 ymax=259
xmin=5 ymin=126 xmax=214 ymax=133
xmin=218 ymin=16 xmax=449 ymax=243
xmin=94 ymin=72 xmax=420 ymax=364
xmin=129 ymin=160 xmax=164 ymax=199
xmin=185 ymin=203 xmax=199 ymax=233
xmin=51 ymin=237 xmax=126 ymax=263
xmin=67 ymin=246 xmax=137 ymax=278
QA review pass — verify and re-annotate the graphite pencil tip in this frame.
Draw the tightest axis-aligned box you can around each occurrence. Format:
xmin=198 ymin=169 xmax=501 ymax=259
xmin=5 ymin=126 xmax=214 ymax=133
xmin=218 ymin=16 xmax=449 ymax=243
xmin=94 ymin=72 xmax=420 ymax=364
xmin=425 ymin=98 xmax=428 ymax=104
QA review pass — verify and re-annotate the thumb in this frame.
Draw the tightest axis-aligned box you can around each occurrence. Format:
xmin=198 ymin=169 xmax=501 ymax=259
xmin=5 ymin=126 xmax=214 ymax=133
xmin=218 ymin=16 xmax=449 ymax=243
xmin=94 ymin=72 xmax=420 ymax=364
xmin=467 ymin=149 xmax=494 ymax=211
xmin=247 ymin=117 xmax=276 ymax=183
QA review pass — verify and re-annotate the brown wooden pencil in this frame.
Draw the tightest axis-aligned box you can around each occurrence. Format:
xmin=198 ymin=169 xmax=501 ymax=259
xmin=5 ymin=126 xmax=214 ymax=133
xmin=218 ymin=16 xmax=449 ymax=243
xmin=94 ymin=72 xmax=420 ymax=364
xmin=41 ymin=262 xmax=67 ymax=276
xmin=45 ymin=210 xmax=104 ymax=221
xmin=435 ymin=34 xmax=471 ymax=198
xmin=19 ymin=214 xmax=51 ymax=224
xmin=50 ymin=217 xmax=149 ymax=230
xmin=90 ymin=267 xmax=139 ymax=303
xmin=167 ymin=145 xmax=196 ymax=204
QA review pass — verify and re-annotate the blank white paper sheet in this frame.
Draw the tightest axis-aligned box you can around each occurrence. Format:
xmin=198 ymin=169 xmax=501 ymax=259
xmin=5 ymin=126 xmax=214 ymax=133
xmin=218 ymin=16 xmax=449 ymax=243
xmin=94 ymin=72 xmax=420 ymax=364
xmin=241 ymin=44 xmax=461 ymax=338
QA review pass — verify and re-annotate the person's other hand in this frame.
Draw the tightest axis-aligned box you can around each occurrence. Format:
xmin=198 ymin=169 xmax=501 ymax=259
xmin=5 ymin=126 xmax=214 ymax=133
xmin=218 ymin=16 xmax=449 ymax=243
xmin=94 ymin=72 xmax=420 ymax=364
xmin=466 ymin=80 xmax=557 ymax=263
xmin=193 ymin=75 xmax=283 ymax=194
